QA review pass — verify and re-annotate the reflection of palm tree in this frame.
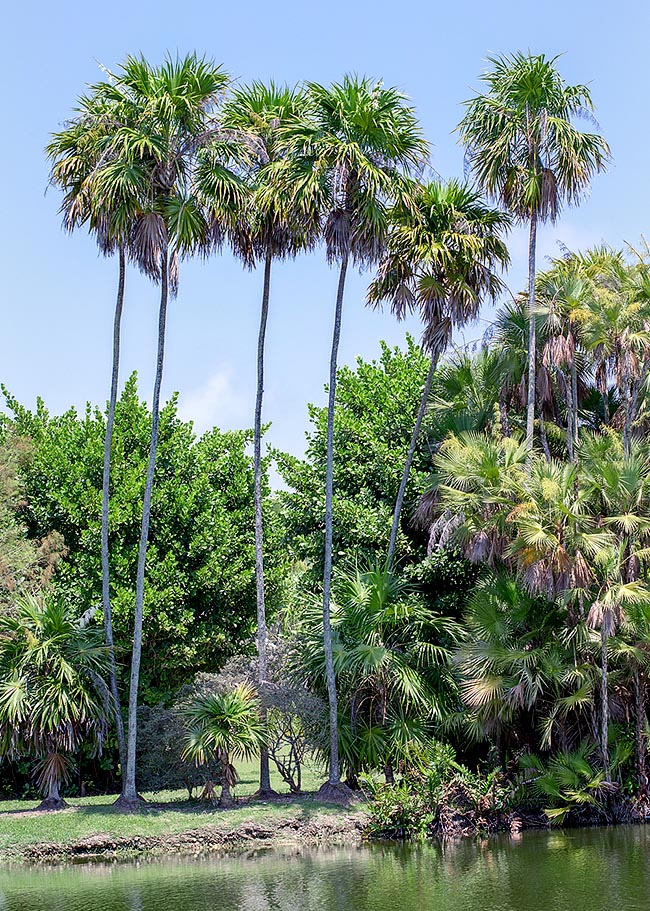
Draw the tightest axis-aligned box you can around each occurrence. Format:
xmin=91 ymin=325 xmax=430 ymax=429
xmin=369 ymin=179 xmax=510 ymax=559
xmin=459 ymin=52 xmax=609 ymax=450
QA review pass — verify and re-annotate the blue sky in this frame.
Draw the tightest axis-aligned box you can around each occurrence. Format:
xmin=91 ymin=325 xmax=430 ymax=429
xmin=2 ymin=0 xmax=648 ymax=460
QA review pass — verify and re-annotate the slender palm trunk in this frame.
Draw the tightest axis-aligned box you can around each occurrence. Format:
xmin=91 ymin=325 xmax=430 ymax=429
xmin=102 ymin=246 xmax=127 ymax=773
xmin=499 ymin=389 xmax=511 ymax=438
xmin=387 ymin=351 xmax=438 ymax=564
xmin=322 ymin=253 xmax=349 ymax=786
xmin=565 ymin=370 xmax=575 ymax=462
xmin=600 ymin=622 xmax=610 ymax=781
xmin=120 ymin=246 xmax=169 ymax=804
xmin=525 ymin=212 xmax=538 ymax=452
xmin=539 ymin=416 xmax=551 ymax=461
xmin=254 ymin=249 xmax=275 ymax=797
xmin=570 ymin=349 xmax=579 ymax=453
xmin=634 ymin=667 xmax=647 ymax=795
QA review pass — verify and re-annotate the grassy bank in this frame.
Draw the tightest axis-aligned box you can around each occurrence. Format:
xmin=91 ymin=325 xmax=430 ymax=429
xmin=0 ymin=760 xmax=367 ymax=862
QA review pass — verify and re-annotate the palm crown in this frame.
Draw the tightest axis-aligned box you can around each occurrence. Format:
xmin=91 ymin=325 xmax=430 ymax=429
xmin=458 ymin=52 xmax=610 ymax=223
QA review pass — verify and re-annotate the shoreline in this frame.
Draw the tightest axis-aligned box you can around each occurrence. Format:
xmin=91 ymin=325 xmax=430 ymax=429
xmin=0 ymin=802 xmax=369 ymax=864
xmin=4 ymin=794 xmax=650 ymax=865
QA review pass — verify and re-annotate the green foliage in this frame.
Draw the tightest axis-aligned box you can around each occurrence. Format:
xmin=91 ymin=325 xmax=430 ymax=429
xmin=2 ymin=375 xmax=288 ymax=702
xmin=136 ymin=702 xmax=221 ymax=798
xmin=365 ymin=741 xmax=515 ymax=839
xmin=293 ymin=564 xmax=461 ymax=777
xmin=181 ymin=685 xmax=266 ymax=802
xmin=518 ymin=739 xmax=633 ymax=824
xmin=277 ymin=338 xmax=434 ymax=572
xmin=0 ymin=594 xmax=110 ymax=800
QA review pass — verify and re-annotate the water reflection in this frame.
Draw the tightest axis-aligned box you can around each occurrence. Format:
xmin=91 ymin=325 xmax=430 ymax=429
xmin=0 ymin=828 xmax=649 ymax=910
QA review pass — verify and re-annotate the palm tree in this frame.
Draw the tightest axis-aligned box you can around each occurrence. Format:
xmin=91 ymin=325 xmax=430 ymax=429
xmin=458 ymin=52 xmax=610 ymax=451
xmin=578 ymin=249 xmax=650 ymax=455
xmin=455 ymin=573 xmax=594 ymax=753
xmin=294 ymin=564 xmax=458 ymax=784
xmin=182 ymin=685 xmax=266 ymax=805
xmin=46 ymin=84 xmax=145 ymax=774
xmin=283 ymin=76 xmax=427 ymax=796
xmin=580 ymin=435 xmax=650 ymax=775
xmin=0 ymin=595 xmax=110 ymax=810
xmin=218 ymin=83 xmax=320 ymax=797
xmin=368 ymin=179 xmax=510 ymax=560
xmin=95 ymin=54 xmax=236 ymax=806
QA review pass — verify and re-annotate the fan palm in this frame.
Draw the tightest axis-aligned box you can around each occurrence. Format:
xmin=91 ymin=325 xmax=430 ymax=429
xmin=182 ymin=685 xmax=266 ymax=805
xmin=577 ymin=250 xmax=650 ymax=454
xmin=368 ymin=179 xmax=510 ymax=560
xmin=459 ymin=52 xmax=609 ymax=451
xmin=455 ymin=573 xmax=594 ymax=752
xmin=283 ymin=76 xmax=427 ymax=793
xmin=427 ymin=346 xmax=514 ymax=440
xmin=580 ymin=435 xmax=650 ymax=774
xmin=293 ymin=564 xmax=458 ymax=782
xmin=93 ymin=54 xmax=237 ymax=805
xmin=218 ymin=83 xmax=320 ymax=796
xmin=0 ymin=595 xmax=110 ymax=809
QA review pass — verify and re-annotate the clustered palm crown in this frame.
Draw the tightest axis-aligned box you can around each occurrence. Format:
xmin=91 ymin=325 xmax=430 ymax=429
xmin=458 ymin=51 xmax=610 ymax=223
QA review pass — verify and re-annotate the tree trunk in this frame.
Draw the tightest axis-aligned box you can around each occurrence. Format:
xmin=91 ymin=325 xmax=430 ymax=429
xmin=102 ymin=246 xmax=127 ymax=773
xmin=387 ymin=351 xmax=438 ymax=564
xmin=525 ymin=212 xmax=538 ymax=452
xmin=634 ymin=667 xmax=647 ymax=796
xmin=571 ymin=350 xmax=579 ymax=454
xmin=539 ymin=416 xmax=551 ymax=461
xmin=600 ymin=622 xmax=610 ymax=781
xmin=321 ymin=254 xmax=348 ymax=787
xmin=499 ymin=389 xmax=511 ymax=438
xmin=565 ymin=370 xmax=574 ymax=463
xmin=119 ymin=246 xmax=169 ymax=806
xmin=37 ymin=758 xmax=68 ymax=811
xmin=254 ymin=249 xmax=276 ymax=799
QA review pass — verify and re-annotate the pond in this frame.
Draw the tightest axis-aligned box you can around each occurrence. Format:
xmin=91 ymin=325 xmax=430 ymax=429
xmin=1 ymin=825 xmax=650 ymax=910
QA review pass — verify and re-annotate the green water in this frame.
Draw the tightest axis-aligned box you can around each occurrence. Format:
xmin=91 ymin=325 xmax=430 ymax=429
xmin=1 ymin=826 xmax=650 ymax=910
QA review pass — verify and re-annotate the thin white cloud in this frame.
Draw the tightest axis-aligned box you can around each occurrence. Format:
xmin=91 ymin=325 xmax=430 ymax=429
xmin=178 ymin=368 xmax=251 ymax=435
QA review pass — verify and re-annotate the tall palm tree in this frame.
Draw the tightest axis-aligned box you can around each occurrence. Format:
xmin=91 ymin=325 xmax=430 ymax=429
xmin=368 ymin=179 xmax=510 ymax=560
xmin=0 ymin=595 xmax=110 ymax=810
xmin=218 ymin=83 xmax=320 ymax=797
xmin=46 ymin=86 xmax=146 ymax=773
xmin=95 ymin=54 xmax=236 ymax=806
xmin=458 ymin=52 xmax=610 ymax=451
xmin=284 ymin=76 xmax=427 ymax=796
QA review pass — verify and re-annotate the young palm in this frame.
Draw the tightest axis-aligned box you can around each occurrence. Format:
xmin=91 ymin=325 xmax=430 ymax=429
xmin=0 ymin=595 xmax=110 ymax=810
xmin=293 ymin=564 xmax=458 ymax=783
xmin=459 ymin=52 xmax=610 ymax=451
xmin=368 ymin=179 xmax=510 ymax=560
xmin=46 ymin=86 xmax=146 ymax=773
xmin=578 ymin=251 xmax=650 ymax=454
xmin=219 ymin=83 xmax=320 ymax=797
xmin=580 ymin=435 xmax=650 ymax=774
xmin=283 ymin=76 xmax=427 ymax=796
xmin=182 ymin=686 xmax=266 ymax=805
xmin=96 ymin=54 xmax=236 ymax=806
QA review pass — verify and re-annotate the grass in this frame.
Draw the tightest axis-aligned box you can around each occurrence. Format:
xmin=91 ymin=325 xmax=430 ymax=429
xmin=0 ymin=756 xmax=358 ymax=854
